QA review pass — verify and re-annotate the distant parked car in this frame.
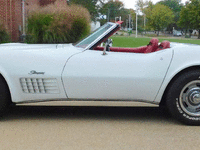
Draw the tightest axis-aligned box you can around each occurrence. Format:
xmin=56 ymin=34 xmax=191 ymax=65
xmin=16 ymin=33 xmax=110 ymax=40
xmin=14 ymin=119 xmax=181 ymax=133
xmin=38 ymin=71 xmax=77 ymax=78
xmin=173 ymin=30 xmax=182 ymax=36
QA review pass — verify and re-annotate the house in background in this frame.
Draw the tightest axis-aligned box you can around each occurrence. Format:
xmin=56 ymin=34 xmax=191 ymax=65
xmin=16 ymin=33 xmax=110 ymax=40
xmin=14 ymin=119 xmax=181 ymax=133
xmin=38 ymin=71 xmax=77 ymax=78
xmin=90 ymin=21 xmax=100 ymax=32
xmin=0 ymin=0 xmax=64 ymax=42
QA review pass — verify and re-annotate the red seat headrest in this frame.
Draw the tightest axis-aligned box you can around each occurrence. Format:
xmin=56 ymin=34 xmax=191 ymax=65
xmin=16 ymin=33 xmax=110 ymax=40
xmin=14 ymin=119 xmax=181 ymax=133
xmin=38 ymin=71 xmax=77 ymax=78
xmin=144 ymin=38 xmax=159 ymax=53
xmin=156 ymin=41 xmax=170 ymax=51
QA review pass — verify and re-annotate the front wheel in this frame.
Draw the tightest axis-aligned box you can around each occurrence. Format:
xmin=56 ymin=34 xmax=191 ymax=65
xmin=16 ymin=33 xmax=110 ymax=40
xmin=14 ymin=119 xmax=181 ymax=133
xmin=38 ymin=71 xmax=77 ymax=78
xmin=0 ymin=77 xmax=11 ymax=114
xmin=166 ymin=70 xmax=200 ymax=125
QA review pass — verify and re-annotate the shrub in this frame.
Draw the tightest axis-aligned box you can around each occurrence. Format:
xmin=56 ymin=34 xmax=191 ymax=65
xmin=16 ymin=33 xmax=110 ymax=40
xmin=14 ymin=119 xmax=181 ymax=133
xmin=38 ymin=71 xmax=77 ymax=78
xmin=26 ymin=1 xmax=91 ymax=44
xmin=0 ymin=22 xmax=10 ymax=43
xmin=185 ymin=35 xmax=191 ymax=38
xmin=26 ymin=13 xmax=53 ymax=43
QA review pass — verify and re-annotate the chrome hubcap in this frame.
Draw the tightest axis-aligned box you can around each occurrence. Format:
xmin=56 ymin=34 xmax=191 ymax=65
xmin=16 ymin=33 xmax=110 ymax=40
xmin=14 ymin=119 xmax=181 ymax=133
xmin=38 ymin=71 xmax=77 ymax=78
xmin=180 ymin=81 xmax=200 ymax=116
xmin=188 ymin=89 xmax=200 ymax=105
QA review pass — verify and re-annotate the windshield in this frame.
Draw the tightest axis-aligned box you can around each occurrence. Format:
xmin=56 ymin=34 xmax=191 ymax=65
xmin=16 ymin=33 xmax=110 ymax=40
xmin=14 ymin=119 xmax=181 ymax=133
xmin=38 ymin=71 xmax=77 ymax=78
xmin=75 ymin=22 xmax=117 ymax=49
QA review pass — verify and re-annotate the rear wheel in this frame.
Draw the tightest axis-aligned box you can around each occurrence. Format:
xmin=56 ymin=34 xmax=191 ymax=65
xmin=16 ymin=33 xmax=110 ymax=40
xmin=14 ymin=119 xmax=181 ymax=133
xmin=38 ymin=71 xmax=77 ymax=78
xmin=0 ymin=77 xmax=11 ymax=114
xmin=166 ymin=70 xmax=200 ymax=125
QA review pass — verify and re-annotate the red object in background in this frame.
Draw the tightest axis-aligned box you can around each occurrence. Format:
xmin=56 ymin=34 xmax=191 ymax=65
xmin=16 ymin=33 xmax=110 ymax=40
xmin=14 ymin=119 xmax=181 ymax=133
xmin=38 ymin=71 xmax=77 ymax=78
xmin=116 ymin=21 xmax=123 ymax=24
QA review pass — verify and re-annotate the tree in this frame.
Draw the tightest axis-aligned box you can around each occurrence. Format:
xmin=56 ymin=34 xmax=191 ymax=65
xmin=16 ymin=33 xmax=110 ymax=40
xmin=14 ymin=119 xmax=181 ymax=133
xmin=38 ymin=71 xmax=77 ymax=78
xmin=187 ymin=0 xmax=200 ymax=38
xmin=158 ymin=0 xmax=183 ymax=31
xmin=136 ymin=0 xmax=149 ymax=30
xmin=146 ymin=4 xmax=174 ymax=35
xmin=130 ymin=9 xmax=136 ymax=26
xmin=136 ymin=0 xmax=149 ymax=12
xmin=69 ymin=0 xmax=99 ymax=21
xmin=129 ymin=9 xmax=144 ymax=33
xmin=118 ymin=8 xmax=131 ymax=28
xmin=100 ymin=0 xmax=124 ymax=22
xmin=159 ymin=0 xmax=183 ymax=20
xmin=144 ymin=0 xmax=154 ymax=15
xmin=178 ymin=5 xmax=191 ymax=36
xmin=178 ymin=0 xmax=200 ymax=38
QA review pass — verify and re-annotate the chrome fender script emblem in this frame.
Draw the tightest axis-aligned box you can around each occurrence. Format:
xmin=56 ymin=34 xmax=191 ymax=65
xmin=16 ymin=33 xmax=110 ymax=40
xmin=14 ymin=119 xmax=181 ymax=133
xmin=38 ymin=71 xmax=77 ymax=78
xmin=29 ymin=70 xmax=45 ymax=75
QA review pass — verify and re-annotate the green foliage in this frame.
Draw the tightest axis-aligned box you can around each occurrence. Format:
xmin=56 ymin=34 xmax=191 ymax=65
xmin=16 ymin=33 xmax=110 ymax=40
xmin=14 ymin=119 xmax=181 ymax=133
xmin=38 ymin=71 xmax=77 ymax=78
xmin=159 ymin=0 xmax=183 ymax=20
xmin=136 ymin=0 xmax=149 ymax=13
xmin=68 ymin=18 xmax=91 ymax=43
xmin=178 ymin=6 xmax=191 ymax=30
xmin=26 ymin=3 xmax=91 ymax=43
xmin=130 ymin=9 xmax=137 ymax=28
xmin=99 ymin=7 xmax=130 ymax=27
xmin=188 ymin=0 xmax=200 ymax=28
xmin=0 ymin=23 xmax=10 ymax=44
xmin=178 ymin=0 xmax=200 ymax=38
xmin=27 ymin=14 xmax=53 ymax=43
xmin=130 ymin=8 xmax=146 ymax=33
xmin=185 ymin=35 xmax=191 ymax=38
xmin=100 ymin=0 xmax=124 ymax=22
xmin=146 ymin=4 xmax=174 ymax=35
xmin=158 ymin=0 xmax=183 ymax=31
xmin=118 ymin=8 xmax=131 ymax=28
xmin=137 ymin=25 xmax=145 ymax=33
xmin=69 ymin=0 xmax=98 ymax=21
xmin=136 ymin=0 xmax=149 ymax=30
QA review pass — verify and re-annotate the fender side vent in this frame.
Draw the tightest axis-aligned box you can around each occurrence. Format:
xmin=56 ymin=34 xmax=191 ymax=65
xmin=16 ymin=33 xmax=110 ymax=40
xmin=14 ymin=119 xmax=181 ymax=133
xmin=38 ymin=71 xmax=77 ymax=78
xmin=20 ymin=78 xmax=59 ymax=94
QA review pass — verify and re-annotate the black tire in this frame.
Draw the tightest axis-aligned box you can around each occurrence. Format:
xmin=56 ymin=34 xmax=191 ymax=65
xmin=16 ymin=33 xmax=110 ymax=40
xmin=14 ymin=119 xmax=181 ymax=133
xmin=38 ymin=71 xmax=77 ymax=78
xmin=166 ymin=70 xmax=200 ymax=125
xmin=0 ymin=77 xmax=11 ymax=114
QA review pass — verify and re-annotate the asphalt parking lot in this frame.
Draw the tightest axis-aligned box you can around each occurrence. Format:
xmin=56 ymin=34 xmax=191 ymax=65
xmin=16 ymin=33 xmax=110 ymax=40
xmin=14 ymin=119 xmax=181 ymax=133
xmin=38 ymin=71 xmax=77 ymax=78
xmin=0 ymin=102 xmax=199 ymax=150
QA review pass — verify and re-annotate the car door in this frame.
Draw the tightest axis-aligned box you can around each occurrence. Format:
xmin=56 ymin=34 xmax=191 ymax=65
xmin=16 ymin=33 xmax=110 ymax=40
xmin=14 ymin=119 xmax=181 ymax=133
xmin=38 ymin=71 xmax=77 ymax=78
xmin=62 ymin=49 xmax=173 ymax=102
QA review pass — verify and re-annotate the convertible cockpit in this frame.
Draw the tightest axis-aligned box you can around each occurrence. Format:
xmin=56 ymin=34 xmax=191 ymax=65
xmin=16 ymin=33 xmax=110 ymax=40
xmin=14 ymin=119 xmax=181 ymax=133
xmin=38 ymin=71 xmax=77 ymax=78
xmin=93 ymin=38 xmax=170 ymax=53
xmin=75 ymin=22 xmax=170 ymax=54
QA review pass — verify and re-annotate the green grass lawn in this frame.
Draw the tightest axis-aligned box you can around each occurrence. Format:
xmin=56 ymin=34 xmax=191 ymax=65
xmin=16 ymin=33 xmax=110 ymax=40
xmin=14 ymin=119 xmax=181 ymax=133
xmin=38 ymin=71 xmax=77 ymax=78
xmin=111 ymin=36 xmax=200 ymax=47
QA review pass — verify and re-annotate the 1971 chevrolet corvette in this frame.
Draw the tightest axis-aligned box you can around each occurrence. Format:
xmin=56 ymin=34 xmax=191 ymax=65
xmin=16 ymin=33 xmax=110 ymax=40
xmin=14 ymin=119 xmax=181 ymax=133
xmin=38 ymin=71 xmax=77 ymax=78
xmin=0 ymin=21 xmax=200 ymax=125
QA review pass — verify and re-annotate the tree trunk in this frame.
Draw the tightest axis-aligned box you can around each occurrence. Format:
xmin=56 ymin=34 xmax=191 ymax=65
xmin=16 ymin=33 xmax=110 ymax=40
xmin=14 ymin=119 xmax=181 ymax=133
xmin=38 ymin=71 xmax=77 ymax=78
xmin=157 ymin=31 xmax=159 ymax=36
xmin=189 ymin=32 xmax=191 ymax=38
xmin=198 ymin=29 xmax=200 ymax=39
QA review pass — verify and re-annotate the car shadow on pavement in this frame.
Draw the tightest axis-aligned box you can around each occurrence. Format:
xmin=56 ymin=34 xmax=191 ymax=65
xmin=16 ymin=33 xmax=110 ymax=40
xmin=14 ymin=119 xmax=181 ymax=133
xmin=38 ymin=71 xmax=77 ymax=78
xmin=1 ymin=105 xmax=181 ymax=125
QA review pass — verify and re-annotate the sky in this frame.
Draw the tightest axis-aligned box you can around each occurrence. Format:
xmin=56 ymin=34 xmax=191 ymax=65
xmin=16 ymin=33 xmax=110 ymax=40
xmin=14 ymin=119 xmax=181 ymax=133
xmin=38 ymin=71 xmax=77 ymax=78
xmin=121 ymin=0 xmax=188 ymax=9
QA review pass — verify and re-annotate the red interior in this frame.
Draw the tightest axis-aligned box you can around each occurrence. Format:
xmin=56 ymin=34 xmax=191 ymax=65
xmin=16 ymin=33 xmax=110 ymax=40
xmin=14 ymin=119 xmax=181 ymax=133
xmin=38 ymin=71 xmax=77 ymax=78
xmin=93 ymin=39 xmax=170 ymax=54
xmin=94 ymin=46 xmax=148 ymax=53
xmin=144 ymin=38 xmax=159 ymax=53
xmin=155 ymin=41 xmax=170 ymax=52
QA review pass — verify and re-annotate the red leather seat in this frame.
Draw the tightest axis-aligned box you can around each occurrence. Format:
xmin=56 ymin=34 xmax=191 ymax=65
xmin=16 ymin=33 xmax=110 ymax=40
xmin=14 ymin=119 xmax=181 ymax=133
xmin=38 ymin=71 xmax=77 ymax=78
xmin=94 ymin=46 xmax=147 ymax=53
xmin=109 ymin=46 xmax=147 ymax=53
xmin=144 ymin=38 xmax=159 ymax=53
xmin=94 ymin=38 xmax=161 ymax=53
xmin=155 ymin=41 xmax=170 ymax=52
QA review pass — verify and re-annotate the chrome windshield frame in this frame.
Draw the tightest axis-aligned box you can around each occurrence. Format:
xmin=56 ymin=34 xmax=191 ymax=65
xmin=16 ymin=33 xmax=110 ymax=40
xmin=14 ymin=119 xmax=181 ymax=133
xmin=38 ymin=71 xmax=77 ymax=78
xmin=75 ymin=22 xmax=118 ymax=50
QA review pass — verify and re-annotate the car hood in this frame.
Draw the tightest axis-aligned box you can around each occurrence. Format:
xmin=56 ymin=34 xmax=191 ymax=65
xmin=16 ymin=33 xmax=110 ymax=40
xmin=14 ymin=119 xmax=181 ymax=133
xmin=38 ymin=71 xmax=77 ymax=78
xmin=0 ymin=43 xmax=84 ymax=60
xmin=0 ymin=43 xmax=77 ymax=50
xmin=0 ymin=43 xmax=84 ymax=78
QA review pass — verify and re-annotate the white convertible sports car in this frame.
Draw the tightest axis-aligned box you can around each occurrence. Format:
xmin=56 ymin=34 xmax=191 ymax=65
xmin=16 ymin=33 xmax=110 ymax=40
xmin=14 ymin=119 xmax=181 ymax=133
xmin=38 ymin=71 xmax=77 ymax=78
xmin=0 ymin=22 xmax=200 ymax=125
